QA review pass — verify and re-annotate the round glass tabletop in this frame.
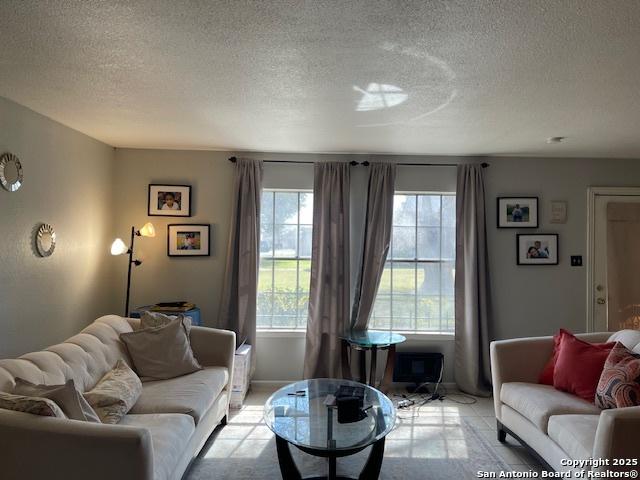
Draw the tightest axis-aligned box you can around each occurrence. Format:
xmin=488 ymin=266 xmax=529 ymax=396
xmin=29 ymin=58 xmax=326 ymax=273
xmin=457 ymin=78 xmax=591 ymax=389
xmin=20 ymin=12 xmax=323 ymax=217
xmin=263 ymin=379 xmax=396 ymax=453
xmin=340 ymin=329 xmax=406 ymax=348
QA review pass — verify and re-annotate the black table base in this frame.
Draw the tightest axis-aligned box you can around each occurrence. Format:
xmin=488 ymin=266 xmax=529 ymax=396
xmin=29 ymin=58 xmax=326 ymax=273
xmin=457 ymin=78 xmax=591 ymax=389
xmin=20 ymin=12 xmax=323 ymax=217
xmin=275 ymin=435 xmax=385 ymax=480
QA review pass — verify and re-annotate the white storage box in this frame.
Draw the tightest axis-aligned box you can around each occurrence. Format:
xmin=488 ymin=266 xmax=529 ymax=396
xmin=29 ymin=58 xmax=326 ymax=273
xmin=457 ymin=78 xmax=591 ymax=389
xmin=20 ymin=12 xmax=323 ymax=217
xmin=230 ymin=344 xmax=251 ymax=409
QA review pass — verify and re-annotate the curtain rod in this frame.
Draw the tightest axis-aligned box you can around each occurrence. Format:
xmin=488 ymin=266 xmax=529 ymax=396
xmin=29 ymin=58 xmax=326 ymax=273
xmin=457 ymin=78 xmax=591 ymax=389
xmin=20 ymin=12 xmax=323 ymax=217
xmin=227 ymin=157 xmax=489 ymax=168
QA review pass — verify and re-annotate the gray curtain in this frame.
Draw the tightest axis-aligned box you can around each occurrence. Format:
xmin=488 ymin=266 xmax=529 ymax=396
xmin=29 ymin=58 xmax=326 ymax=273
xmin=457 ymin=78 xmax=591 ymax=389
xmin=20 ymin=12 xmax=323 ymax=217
xmin=304 ymin=162 xmax=350 ymax=379
xmin=219 ymin=158 xmax=263 ymax=375
xmin=351 ymin=162 xmax=396 ymax=330
xmin=454 ymin=164 xmax=492 ymax=396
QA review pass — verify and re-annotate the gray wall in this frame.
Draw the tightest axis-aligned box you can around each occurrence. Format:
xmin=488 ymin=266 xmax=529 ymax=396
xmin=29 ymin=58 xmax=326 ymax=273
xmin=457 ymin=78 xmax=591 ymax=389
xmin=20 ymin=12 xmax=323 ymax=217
xmin=5 ymin=116 xmax=640 ymax=380
xmin=485 ymin=156 xmax=640 ymax=341
xmin=111 ymin=149 xmax=640 ymax=383
xmin=0 ymin=97 xmax=116 ymax=356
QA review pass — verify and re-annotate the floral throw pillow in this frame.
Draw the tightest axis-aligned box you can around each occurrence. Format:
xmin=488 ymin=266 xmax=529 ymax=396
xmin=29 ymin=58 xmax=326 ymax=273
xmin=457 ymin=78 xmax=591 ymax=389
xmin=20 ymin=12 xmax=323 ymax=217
xmin=596 ymin=342 xmax=640 ymax=409
xmin=83 ymin=359 xmax=142 ymax=424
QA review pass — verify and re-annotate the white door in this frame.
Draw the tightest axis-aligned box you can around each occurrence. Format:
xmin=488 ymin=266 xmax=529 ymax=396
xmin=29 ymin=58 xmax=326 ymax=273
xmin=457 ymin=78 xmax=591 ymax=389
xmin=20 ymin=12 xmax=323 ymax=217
xmin=591 ymin=191 xmax=640 ymax=331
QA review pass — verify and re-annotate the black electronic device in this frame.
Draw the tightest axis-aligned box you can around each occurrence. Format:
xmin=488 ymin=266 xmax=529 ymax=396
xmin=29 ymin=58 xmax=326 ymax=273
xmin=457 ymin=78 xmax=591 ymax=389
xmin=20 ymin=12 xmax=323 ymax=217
xmin=335 ymin=385 xmax=366 ymax=423
xmin=393 ymin=352 xmax=444 ymax=393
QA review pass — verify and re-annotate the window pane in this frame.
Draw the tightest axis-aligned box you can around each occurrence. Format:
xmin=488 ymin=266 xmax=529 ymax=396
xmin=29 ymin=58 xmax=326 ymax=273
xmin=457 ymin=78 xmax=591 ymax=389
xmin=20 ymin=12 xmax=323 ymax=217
xmin=258 ymin=259 xmax=273 ymax=292
xmin=392 ymin=226 xmax=415 ymax=259
xmin=274 ymin=192 xmax=299 ymax=224
xmin=299 ymin=193 xmax=314 ymax=224
xmin=272 ymin=293 xmax=297 ymax=328
xmin=417 ymin=227 xmax=440 ymax=259
xmin=377 ymin=264 xmax=391 ymax=294
xmin=418 ymin=195 xmax=441 ymax=227
xmin=393 ymin=195 xmax=416 ymax=226
xmin=417 ymin=262 xmax=440 ymax=295
xmin=442 ymin=195 xmax=456 ymax=227
xmin=297 ymin=295 xmax=309 ymax=328
xmin=273 ymin=259 xmax=297 ymax=293
xmin=442 ymin=227 xmax=455 ymax=260
xmin=274 ymin=225 xmax=297 ymax=257
xmin=391 ymin=263 xmax=415 ymax=330
xmin=441 ymin=261 xmax=455 ymax=296
xmin=298 ymin=259 xmax=311 ymax=292
xmin=261 ymin=191 xmax=274 ymax=225
xmin=299 ymin=225 xmax=312 ymax=258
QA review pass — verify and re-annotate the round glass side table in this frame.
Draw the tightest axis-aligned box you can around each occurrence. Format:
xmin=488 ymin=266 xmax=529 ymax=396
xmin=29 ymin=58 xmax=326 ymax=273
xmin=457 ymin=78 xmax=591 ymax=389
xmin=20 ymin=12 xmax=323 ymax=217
xmin=340 ymin=330 xmax=406 ymax=392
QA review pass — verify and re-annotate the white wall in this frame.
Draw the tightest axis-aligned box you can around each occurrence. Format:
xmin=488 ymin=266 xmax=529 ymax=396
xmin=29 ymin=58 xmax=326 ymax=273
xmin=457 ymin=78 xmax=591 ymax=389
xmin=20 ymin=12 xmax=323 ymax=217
xmin=0 ymin=96 xmax=116 ymax=356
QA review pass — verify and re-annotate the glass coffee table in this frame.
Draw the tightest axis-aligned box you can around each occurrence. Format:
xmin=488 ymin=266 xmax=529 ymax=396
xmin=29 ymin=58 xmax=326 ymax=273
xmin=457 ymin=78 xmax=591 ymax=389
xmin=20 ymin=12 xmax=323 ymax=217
xmin=264 ymin=379 xmax=396 ymax=480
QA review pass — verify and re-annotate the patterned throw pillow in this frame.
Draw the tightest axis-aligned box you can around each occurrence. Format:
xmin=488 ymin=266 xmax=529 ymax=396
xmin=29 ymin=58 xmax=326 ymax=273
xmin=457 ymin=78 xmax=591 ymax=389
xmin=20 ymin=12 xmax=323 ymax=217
xmin=83 ymin=360 xmax=142 ymax=424
xmin=0 ymin=391 xmax=67 ymax=418
xmin=596 ymin=342 xmax=640 ymax=409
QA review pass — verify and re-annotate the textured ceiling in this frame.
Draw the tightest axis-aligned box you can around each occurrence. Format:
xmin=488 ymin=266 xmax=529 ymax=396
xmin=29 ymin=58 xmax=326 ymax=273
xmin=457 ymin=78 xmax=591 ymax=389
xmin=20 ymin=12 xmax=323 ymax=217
xmin=1 ymin=1 xmax=640 ymax=157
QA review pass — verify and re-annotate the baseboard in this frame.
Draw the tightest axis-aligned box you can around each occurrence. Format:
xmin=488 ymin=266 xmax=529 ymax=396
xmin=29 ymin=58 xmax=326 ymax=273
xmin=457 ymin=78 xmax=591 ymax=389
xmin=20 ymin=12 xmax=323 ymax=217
xmin=251 ymin=380 xmax=292 ymax=390
xmin=251 ymin=380 xmax=460 ymax=391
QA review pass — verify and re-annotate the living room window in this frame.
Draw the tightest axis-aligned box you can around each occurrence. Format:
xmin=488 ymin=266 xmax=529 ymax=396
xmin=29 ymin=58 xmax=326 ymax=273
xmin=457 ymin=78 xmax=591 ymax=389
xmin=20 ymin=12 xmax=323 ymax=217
xmin=257 ymin=190 xmax=313 ymax=329
xmin=370 ymin=193 xmax=456 ymax=334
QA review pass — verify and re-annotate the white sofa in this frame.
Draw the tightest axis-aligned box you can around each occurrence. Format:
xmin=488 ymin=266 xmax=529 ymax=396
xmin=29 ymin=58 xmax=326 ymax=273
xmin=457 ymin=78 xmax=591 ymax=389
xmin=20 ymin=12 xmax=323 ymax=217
xmin=491 ymin=329 xmax=640 ymax=475
xmin=0 ymin=315 xmax=236 ymax=480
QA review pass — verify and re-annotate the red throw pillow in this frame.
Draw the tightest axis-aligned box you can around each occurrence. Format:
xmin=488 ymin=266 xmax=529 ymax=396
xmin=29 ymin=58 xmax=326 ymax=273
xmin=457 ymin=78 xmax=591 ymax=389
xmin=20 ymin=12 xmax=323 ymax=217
xmin=539 ymin=329 xmax=614 ymax=385
xmin=553 ymin=330 xmax=616 ymax=403
xmin=596 ymin=342 xmax=640 ymax=409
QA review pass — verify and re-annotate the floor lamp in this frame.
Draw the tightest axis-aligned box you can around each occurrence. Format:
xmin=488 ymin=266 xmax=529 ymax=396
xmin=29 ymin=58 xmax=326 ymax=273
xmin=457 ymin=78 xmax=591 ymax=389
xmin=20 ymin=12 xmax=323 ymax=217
xmin=111 ymin=222 xmax=155 ymax=317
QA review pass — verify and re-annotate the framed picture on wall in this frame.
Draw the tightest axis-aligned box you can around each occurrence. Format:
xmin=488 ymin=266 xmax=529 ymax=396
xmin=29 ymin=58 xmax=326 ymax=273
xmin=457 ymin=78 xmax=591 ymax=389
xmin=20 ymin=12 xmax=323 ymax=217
xmin=517 ymin=234 xmax=558 ymax=265
xmin=148 ymin=184 xmax=192 ymax=217
xmin=497 ymin=197 xmax=538 ymax=228
xmin=168 ymin=224 xmax=210 ymax=257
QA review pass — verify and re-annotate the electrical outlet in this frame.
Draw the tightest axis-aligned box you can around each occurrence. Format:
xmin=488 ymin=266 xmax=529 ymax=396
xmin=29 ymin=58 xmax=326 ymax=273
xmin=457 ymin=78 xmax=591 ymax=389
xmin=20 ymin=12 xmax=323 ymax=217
xmin=571 ymin=255 xmax=583 ymax=267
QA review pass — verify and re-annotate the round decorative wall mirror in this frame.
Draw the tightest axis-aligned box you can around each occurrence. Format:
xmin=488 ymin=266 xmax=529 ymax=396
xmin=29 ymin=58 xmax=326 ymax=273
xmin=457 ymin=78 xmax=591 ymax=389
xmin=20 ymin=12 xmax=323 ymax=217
xmin=36 ymin=224 xmax=56 ymax=257
xmin=0 ymin=152 xmax=24 ymax=192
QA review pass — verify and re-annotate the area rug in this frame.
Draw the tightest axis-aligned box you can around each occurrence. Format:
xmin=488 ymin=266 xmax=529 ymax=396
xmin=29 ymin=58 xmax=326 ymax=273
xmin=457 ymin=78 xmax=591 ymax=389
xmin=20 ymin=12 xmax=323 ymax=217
xmin=185 ymin=403 xmax=512 ymax=479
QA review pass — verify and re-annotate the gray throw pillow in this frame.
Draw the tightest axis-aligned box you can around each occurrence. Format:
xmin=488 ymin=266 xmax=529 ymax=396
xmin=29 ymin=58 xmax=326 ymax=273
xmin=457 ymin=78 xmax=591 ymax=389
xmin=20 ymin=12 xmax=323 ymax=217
xmin=14 ymin=378 xmax=101 ymax=423
xmin=140 ymin=311 xmax=191 ymax=333
xmin=120 ymin=317 xmax=202 ymax=380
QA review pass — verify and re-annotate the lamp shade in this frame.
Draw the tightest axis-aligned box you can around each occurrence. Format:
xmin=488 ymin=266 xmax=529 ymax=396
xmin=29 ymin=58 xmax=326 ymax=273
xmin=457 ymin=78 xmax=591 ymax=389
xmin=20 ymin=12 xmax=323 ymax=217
xmin=138 ymin=222 xmax=156 ymax=238
xmin=110 ymin=238 xmax=129 ymax=256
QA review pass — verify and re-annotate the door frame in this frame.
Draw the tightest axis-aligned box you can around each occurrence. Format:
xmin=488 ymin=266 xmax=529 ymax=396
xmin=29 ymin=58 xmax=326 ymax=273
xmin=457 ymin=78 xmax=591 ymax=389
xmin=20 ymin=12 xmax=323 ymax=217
xmin=586 ymin=186 xmax=640 ymax=332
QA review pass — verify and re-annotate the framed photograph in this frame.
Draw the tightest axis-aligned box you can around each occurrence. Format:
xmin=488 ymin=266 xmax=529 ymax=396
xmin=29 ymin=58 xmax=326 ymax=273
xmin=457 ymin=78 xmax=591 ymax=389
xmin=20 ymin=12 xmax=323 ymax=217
xmin=517 ymin=234 xmax=558 ymax=265
xmin=168 ymin=224 xmax=210 ymax=257
xmin=497 ymin=197 xmax=538 ymax=228
xmin=148 ymin=184 xmax=191 ymax=217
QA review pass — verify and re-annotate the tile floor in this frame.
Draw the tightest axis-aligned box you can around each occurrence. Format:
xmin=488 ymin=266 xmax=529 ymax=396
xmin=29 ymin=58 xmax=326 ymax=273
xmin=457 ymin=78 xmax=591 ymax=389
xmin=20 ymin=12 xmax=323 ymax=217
xmin=223 ymin=385 xmax=545 ymax=474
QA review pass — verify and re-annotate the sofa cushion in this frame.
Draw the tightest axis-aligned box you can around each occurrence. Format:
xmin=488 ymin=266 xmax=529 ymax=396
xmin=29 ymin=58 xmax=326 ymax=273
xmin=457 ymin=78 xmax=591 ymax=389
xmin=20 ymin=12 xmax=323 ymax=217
xmin=120 ymin=413 xmax=195 ymax=480
xmin=548 ymin=414 xmax=599 ymax=460
xmin=501 ymin=382 xmax=600 ymax=432
xmin=129 ymin=367 xmax=228 ymax=424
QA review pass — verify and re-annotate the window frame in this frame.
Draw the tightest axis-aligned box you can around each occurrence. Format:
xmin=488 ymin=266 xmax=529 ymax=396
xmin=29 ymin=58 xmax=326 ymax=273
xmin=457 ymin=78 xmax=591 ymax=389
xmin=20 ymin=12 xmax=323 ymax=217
xmin=257 ymin=188 xmax=313 ymax=331
xmin=370 ymin=190 xmax=456 ymax=336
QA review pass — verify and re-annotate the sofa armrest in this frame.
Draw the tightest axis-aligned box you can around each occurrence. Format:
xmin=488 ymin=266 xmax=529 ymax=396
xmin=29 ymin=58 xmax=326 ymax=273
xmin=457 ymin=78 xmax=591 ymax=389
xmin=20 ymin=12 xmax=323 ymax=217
xmin=190 ymin=326 xmax=236 ymax=373
xmin=593 ymin=406 xmax=640 ymax=472
xmin=0 ymin=410 xmax=153 ymax=480
xmin=490 ymin=336 xmax=555 ymax=420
